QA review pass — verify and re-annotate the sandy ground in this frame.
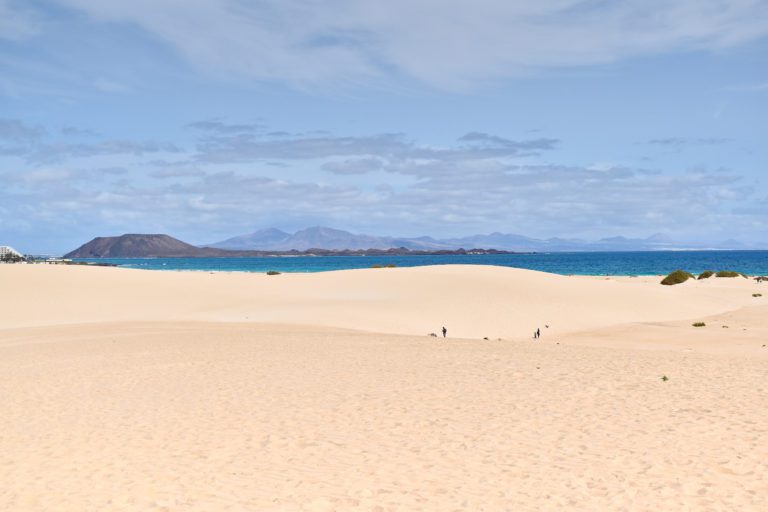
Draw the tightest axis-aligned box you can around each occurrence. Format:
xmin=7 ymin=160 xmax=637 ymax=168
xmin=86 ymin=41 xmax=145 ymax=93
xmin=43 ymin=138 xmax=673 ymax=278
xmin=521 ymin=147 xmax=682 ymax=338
xmin=1 ymin=264 xmax=767 ymax=510
xmin=2 ymin=264 xmax=765 ymax=340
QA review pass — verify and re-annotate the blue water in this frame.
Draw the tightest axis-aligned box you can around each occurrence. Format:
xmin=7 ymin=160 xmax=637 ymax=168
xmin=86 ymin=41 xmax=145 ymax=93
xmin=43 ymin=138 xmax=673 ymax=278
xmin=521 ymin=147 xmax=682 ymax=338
xmin=75 ymin=250 xmax=768 ymax=276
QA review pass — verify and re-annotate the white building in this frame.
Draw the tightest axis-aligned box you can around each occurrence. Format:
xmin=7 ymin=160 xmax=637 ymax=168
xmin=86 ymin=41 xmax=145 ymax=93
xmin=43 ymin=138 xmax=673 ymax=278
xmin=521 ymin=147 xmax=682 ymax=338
xmin=0 ymin=246 xmax=23 ymax=259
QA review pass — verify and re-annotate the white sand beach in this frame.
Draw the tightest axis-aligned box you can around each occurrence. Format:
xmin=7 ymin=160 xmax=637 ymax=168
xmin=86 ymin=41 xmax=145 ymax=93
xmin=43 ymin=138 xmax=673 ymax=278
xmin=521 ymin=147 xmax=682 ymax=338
xmin=1 ymin=264 xmax=767 ymax=510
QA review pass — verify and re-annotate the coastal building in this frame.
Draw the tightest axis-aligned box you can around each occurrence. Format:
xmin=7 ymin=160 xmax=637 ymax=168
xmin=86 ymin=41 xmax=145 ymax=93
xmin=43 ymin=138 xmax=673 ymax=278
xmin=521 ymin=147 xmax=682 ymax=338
xmin=0 ymin=245 xmax=23 ymax=261
xmin=43 ymin=257 xmax=72 ymax=265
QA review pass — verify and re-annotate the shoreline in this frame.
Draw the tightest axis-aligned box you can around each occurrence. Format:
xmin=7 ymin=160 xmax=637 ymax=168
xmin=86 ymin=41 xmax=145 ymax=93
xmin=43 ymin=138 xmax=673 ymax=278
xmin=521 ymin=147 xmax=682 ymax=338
xmin=60 ymin=249 xmax=768 ymax=277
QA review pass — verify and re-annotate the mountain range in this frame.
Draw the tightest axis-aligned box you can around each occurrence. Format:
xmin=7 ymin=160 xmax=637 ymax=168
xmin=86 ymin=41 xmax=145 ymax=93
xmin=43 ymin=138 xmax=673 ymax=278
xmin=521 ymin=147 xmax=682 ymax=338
xmin=63 ymin=233 xmax=510 ymax=258
xmin=208 ymin=227 xmax=451 ymax=251
xmin=64 ymin=228 xmax=753 ymax=258
xmin=208 ymin=226 xmax=750 ymax=252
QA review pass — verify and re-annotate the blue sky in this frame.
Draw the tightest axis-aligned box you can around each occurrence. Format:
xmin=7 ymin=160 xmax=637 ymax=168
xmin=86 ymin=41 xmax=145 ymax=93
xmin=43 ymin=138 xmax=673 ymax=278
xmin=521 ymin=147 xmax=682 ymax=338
xmin=1 ymin=0 xmax=767 ymax=254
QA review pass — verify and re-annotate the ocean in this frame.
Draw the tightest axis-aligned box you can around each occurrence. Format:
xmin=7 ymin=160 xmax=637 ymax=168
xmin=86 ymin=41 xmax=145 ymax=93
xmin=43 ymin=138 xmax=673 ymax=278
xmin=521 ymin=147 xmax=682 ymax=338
xmin=75 ymin=250 xmax=768 ymax=276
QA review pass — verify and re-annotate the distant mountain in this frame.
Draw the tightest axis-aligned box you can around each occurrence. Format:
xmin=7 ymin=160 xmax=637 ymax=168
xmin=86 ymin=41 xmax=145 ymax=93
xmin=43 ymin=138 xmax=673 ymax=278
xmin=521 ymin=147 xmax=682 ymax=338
xmin=206 ymin=227 xmax=588 ymax=252
xmin=65 ymin=234 xmax=233 ymax=258
xmin=64 ymin=233 xmax=509 ymax=258
xmin=440 ymin=232 xmax=541 ymax=251
xmin=208 ymin=228 xmax=291 ymax=250
xmin=66 ymin=230 xmax=756 ymax=258
xmin=208 ymin=227 xmax=752 ymax=252
xmin=209 ymin=226 xmax=454 ymax=251
xmin=276 ymin=226 xmax=388 ymax=251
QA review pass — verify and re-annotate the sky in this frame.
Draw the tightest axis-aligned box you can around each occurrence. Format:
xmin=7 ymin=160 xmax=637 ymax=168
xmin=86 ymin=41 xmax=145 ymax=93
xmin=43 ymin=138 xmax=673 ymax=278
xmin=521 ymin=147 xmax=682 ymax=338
xmin=1 ymin=0 xmax=767 ymax=254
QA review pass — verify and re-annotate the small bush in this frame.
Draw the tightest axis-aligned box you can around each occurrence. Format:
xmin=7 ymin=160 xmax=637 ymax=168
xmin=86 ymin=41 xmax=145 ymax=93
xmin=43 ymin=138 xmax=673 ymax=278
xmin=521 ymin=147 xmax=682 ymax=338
xmin=371 ymin=264 xmax=383 ymax=268
xmin=661 ymin=375 xmax=669 ymax=382
xmin=753 ymin=293 xmax=763 ymax=298
xmin=716 ymin=270 xmax=747 ymax=278
xmin=692 ymin=322 xmax=706 ymax=327
xmin=698 ymin=270 xmax=715 ymax=280
xmin=661 ymin=270 xmax=695 ymax=286
xmin=266 ymin=270 xmax=281 ymax=275
xmin=386 ymin=263 xmax=397 ymax=268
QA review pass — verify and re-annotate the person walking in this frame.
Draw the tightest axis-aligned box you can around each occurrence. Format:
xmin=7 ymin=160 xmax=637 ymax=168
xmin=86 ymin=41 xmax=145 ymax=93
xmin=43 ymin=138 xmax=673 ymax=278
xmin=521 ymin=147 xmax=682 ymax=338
xmin=536 ymin=328 xmax=541 ymax=339
xmin=442 ymin=326 xmax=447 ymax=338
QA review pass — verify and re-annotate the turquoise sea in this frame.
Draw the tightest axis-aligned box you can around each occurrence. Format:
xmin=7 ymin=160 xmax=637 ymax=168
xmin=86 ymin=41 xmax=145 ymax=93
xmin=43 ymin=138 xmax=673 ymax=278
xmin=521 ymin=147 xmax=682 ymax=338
xmin=75 ymin=250 xmax=768 ymax=276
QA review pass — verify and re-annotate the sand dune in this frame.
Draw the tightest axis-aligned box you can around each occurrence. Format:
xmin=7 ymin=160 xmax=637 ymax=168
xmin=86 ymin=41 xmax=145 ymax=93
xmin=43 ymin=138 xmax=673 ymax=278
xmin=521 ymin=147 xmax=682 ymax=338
xmin=1 ymin=264 xmax=767 ymax=510
xmin=1 ymin=264 xmax=764 ymax=339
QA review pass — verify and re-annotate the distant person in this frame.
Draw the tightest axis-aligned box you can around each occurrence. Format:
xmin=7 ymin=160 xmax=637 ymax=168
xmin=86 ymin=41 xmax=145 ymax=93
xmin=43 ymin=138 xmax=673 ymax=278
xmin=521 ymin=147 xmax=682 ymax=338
xmin=537 ymin=328 xmax=541 ymax=339
xmin=442 ymin=326 xmax=447 ymax=338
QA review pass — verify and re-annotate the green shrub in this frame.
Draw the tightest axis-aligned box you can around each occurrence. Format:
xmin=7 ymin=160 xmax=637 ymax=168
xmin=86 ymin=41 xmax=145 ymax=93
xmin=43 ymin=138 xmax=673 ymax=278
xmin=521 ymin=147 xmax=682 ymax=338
xmin=692 ymin=322 xmax=706 ymax=327
xmin=716 ymin=270 xmax=747 ymax=278
xmin=661 ymin=270 xmax=695 ymax=286
xmin=753 ymin=293 xmax=763 ymax=298
xmin=371 ymin=264 xmax=383 ymax=268
xmin=386 ymin=263 xmax=397 ymax=268
xmin=697 ymin=270 xmax=715 ymax=280
xmin=266 ymin=270 xmax=281 ymax=275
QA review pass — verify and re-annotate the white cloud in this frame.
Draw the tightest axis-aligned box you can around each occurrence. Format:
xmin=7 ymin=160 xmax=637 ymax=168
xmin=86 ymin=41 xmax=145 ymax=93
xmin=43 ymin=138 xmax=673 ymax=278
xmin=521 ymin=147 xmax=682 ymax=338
xmin=0 ymin=123 xmax=756 ymax=246
xmin=1 ymin=118 xmax=761 ymax=251
xmin=0 ymin=120 xmax=181 ymax=163
xmin=49 ymin=0 xmax=768 ymax=89
xmin=192 ymin=130 xmax=558 ymax=163
xmin=27 ymin=140 xmax=181 ymax=163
